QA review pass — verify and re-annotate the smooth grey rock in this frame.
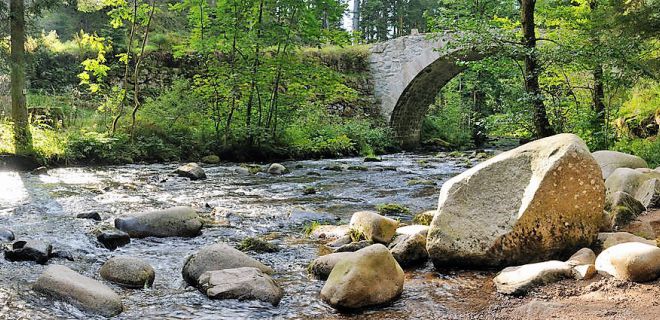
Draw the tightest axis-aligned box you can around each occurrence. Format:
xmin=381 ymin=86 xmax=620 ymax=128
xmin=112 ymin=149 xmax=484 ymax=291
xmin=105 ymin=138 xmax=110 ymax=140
xmin=493 ymin=261 xmax=573 ymax=295
xmin=96 ymin=228 xmax=130 ymax=250
xmin=595 ymin=242 xmax=660 ymax=282
xmin=320 ymin=244 xmax=404 ymax=310
xmin=605 ymin=168 xmax=660 ymax=201
xmin=198 ymin=267 xmax=283 ymax=306
xmin=566 ymin=248 xmax=596 ymax=266
xmin=174 ymin=163 xmax=206 ymax=180
xmin=308 ymin=252 xmax=355 ymax=280
xmin=597 ymin=232 xmax=656 ymax=249
xmin=592 ymin=151 xmax=648 ymax=179
xmin=0 ymin=228 xmax=14 ymax=242
xmin=4 ymin=240 xmax=52 ymax=264
xmin=115 ymin=206 xmax=202 ymax=238
xmin=427 ymin=134 xmax=605 ymax=268
xmin=100 ymin=256 xmax=155 ymax=289
xmin=635 ymin=178 xmax=660 ymax=208
xmin=182 ymin=242 xmax=274 ymax=286
xmin=349 ymin=211 xmax=399 ymax=244
xmin=77 ymin=212 xmax=102 ymax=221
xmin=33 ymin=265 xmax=123 ymax=317
xmin=388 ymin=233 xmax=428 ymax=268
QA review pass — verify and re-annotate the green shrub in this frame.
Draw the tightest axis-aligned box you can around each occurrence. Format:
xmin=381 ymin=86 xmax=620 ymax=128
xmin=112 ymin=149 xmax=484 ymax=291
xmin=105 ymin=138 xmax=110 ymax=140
xmin=613 ymin=138 xmax=660 ymax=168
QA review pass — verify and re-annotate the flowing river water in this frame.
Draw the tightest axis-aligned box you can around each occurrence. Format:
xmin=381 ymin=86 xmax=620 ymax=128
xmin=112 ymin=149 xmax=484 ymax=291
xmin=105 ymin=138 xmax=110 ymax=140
xmin=0 ymin=152 xmax=500 ymax=319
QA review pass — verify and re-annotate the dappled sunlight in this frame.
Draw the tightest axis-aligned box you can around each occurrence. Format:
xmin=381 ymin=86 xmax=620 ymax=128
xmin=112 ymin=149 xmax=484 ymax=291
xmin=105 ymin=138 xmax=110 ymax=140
xmin=0 ymin=172 xmax=28 ymax=206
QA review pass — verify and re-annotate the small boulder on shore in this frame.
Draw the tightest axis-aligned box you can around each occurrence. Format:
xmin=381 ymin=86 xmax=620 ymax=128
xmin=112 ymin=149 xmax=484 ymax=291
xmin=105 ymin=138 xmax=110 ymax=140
xmin=493 ymin=261 xmax=573 ymax=295
xmin=595 ymin=242 xmax=660 ymax=282
xmin=182 ymin=242 xmax=274 ymax=286
xmin=174 ymin=163 xmax=207 ymax=180
xmin=349 ymin=211 xmax=399 ymax=244
xmin=607 ymin=191 xmax=646 ymax=227
xmin=201 ymin=155 xmax=220 ymax=164
xmin=320 ymin=244 xmax=404 ymax=310
xmin=597 ymin=232 xmax=656 ymax=249
xmin=100 ymin=256 xmax=155 ymax=289
xmin=33 ymin=265 xmax=123 ymax=317
xmin=115 ymin=206 xmax=203 ymax=238
xmin=4 ymin=240 xmax=52 ymax=264
xmin=198 ymin=267 xmax=283 ymax=306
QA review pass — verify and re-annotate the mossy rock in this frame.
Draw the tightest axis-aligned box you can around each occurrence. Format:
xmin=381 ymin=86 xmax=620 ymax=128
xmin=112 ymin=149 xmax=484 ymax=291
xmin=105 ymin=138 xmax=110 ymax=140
xmin=407 ymin=179 xmax=436 ymax=186
xmin=237 ymin=237 xmax=279 ymax=253
xmin=376 ymin=203 xmax=410 ymax=215
xmin=303 ymin=186 xmax=317 ymax=195
xmin=347 ymin=165 xmax=368 ymax=171
xmin=413 ymin=211 xmax=435 ymax=226
xmin=363 ymin=156 xmax=382 ymax=162
xmin=322 ymin=165 xmax=344 ymax=171
xmin=241 ymin=164 xmax=263 ymax=174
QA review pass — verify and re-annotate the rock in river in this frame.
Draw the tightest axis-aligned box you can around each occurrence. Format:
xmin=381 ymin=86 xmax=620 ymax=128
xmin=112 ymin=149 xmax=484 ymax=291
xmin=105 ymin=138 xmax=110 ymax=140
xmin=198 ymin=267 xmax=283 ymax=306
xmin=96 ymin=228 xmax=130 ymax=250
xmin=174 ymin=163 xmax=207 ymax=180
xmin=388 ymin=233 xmax=428 ymax=268
xmin=267 ymin=163 xmax=288 ymax=175
xmin=494 ymin=261 xmax=573 ymax=295
xmin=115 ymin=206 xmax=203 ymax=238
xmin=349 ymin=211 xmax=399 ymax=244
xmin=320 ymin=244 xmax=404 ymax=310
xmin=427 ymin=134 xmax=605 ymax=268
xmin=33 ymin=265 xmax=123 ymax=317
xmin=4 ymin=240 xmax=52 ymax=264
xmin=309 ymin=252 xmax=355 ymax=280
xmin=592 ymin=150 xmax=648 ymax=180
xmin=0 ymin=228 xmax=14 ymax=242
xmin=100 ymin=256 xmax=155 ymax=289
xmin=182 ymin=242 xmax=274 ymax=286
xmin=595 ymin=242 xmax=660 ymax=282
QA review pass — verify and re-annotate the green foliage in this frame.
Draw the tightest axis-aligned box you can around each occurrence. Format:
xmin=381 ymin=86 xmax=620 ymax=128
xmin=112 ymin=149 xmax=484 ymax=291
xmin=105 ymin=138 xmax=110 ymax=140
xmin=412 ymin=211 xmax=434 ymax=226
xmin=237 ymin=237 xmax=279 ymax=253
xmin=376 ymin=203 xmax=410 ymax=215
xmin=613 ymin=138 xmax=660 ymax=168
xmin=303 ymin=221 xmax=322 ymax=237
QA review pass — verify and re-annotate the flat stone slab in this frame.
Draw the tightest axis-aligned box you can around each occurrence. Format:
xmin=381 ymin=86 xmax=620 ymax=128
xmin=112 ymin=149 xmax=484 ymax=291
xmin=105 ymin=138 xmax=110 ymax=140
xmin=198 ymin=267 xmax=283 ymax=306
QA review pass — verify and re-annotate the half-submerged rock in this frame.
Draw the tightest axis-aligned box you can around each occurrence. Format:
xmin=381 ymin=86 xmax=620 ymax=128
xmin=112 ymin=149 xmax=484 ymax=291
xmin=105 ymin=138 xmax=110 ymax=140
xmin=320 ymin=244 xmax=404 ymax=310
xmin=198 ymin=267 xmax=283 ymax=306
xmin=115 ymin=206 xmax=203 ymax=238
xmin=4 ymin=240 xmax=52 ymax=264
xmin=182 ymin=242 xmax=274 ymax=286
xmin=427 ymin=134 xmax=605 ymax=268
xmin=174 ymin=163 xmax=207 ymax=180
xmin=595 ymin=242 xmax=660 ymax=282
xmin=348 ymin=211 xmax=399 ymax=244
xmin=309 ymin=252 xmax=355 ymax=280
xmin=100 ymin=256 xmax=155 ymax=289
xmin=33 ymin=265 xmax=123 ymax=317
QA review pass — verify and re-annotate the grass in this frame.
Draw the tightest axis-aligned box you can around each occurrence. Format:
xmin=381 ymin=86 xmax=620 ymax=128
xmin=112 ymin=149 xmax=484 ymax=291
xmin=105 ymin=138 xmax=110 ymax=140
xmin=376 ymin=203 xmax=410 ymax=215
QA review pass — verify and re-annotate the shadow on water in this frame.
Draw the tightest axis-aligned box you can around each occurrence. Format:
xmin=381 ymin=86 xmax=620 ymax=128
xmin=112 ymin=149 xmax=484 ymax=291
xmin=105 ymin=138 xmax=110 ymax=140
xmin=0 ymin=152 xmax=498 ymax=319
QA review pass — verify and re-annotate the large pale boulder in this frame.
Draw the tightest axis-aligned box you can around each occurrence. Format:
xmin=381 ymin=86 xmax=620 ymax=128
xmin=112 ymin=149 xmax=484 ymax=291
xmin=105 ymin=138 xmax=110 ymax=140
xmin=493 ymin=261 xmax=573 ymax=295
xmin=33 ymin=265 xmax=123 ymax=317
xmin=591 ymin=151 xmax=648 ymax=179
xmin=182 ymin=242 xmax=274 ymax=286
xmin=320 ymin=244 xmax=404 ymax=310
xmin=427 ymin=134 xmax=605 ymax=268
xmin=100 ymin=256 xmax=155 ymax=289
xmin=115 ymin=206 xmax=203 ymax=238
xmin=198 ymin=267 xmax=283 ymax=306
xmin=595 ymin=242 xmax=660 ymax=282
xmin=349 ymin=211 xmax=399 ymax=244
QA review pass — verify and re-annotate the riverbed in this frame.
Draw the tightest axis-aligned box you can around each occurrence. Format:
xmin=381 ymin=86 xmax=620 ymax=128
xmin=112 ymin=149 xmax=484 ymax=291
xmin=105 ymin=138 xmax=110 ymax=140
xmin=0 ymin=152 xmax=501 ymax=319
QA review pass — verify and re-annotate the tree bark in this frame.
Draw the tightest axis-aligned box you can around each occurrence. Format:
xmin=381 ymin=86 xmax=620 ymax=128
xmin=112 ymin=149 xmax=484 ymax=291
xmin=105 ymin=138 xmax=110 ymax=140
xmin=520 ymin=0 xmax=554 ymax=137
xmin=592 ymin=65 xmax=606 ymax=125
xmin=10 ymin=0 xmax=32 ymax=155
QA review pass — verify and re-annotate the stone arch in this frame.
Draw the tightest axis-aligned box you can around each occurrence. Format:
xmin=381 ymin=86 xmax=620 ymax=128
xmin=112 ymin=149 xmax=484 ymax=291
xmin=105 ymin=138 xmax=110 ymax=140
xmin=369 ymin=34 xmax=485 ymax=148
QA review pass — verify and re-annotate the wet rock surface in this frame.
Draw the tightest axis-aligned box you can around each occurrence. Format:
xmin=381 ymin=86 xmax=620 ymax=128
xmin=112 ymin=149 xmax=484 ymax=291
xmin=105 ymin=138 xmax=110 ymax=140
xmin=100 ymin=256 xmax=156 ymax=289
xmin=115 ymin=206 xmax=203 ymax=238
xmin=198 ymin=267 xmax=284 ymax=306
xmin=4 ymin=240 xmax=52 ymax=264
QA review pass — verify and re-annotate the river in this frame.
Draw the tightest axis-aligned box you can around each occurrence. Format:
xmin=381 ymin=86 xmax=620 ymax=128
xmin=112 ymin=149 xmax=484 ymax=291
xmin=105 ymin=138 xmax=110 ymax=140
xmin=0 ymin=152 xmax=498 ymax=319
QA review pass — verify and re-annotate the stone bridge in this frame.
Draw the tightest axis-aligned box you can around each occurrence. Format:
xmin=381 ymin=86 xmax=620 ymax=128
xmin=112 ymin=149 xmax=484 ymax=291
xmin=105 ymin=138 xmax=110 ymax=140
xmin=368 ymin=33 xmax=485 ymax=148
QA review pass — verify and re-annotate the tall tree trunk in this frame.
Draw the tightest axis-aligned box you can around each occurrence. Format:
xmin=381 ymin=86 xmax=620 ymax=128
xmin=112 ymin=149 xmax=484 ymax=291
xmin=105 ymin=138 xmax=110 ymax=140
xmin=10 ymin=0 xmax=32 ymax=155
xmin=352 ymin=0 xmax=360 ymax=34
xmin=520 ymin=0 xmax=554 ymax=137
xmin=592 ymin=65 xmax=606 ymax=126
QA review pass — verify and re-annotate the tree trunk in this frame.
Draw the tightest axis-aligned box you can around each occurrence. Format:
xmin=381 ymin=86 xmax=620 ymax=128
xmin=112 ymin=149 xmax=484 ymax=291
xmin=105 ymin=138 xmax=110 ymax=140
xmin=592 ymin=65 xmax=606 ymax=125
xmin=10 ymin=0 xmax=32 ymax=155
xmin=520 ymin=0 xmax=554 ymax=137
xmin=352 ymin=0 xmax=360 ymax=33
